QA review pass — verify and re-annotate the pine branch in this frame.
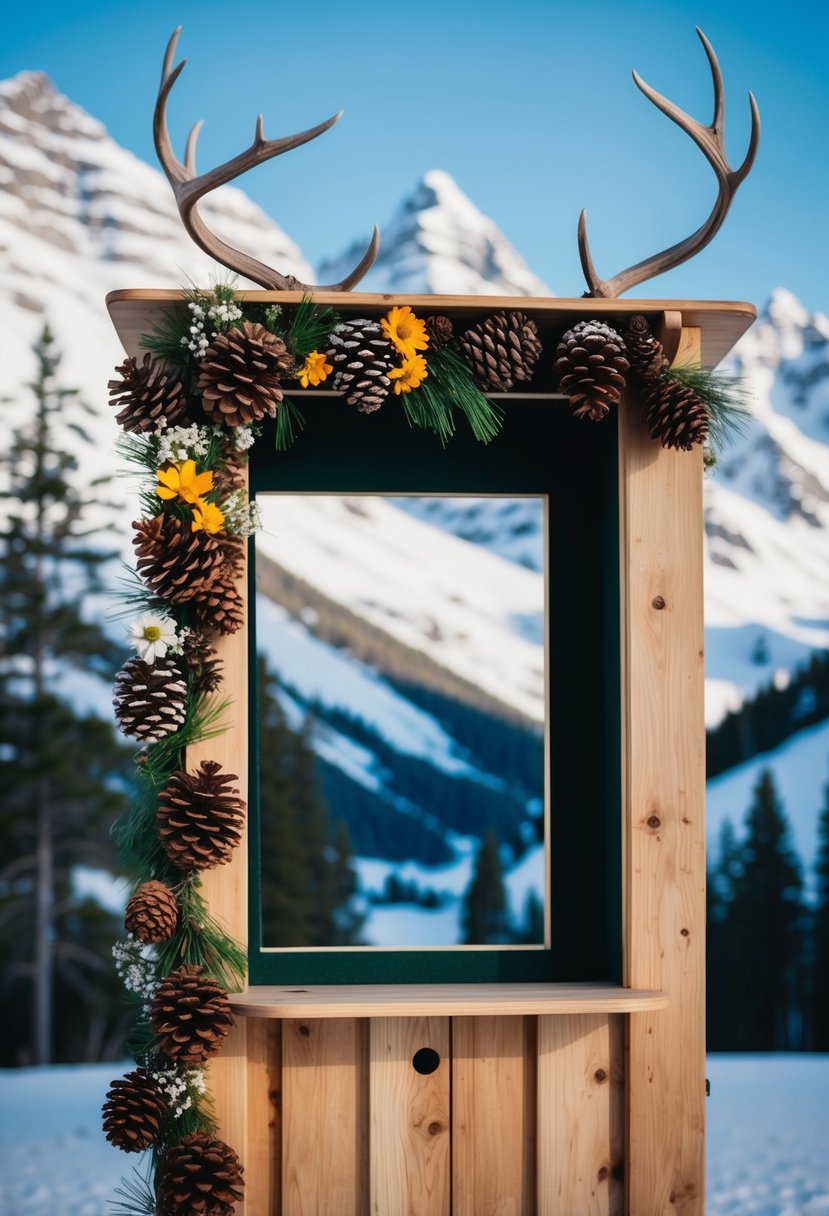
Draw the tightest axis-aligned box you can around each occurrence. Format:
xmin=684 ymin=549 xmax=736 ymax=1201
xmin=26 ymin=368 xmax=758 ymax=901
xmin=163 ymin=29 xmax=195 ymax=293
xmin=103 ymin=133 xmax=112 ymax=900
xmin=664 ymin=364 xmax=752 ymax=455
xmin=275 ymin=397 xmax=306 ymax=451
xmin=286 ymin=296 xmax=338 ymax=358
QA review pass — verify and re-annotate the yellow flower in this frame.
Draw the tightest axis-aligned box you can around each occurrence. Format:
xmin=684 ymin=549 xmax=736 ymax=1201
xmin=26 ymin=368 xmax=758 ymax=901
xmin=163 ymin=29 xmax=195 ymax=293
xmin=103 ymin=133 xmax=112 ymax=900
xmin=156 ymin=459 xmax=214 ymax=505
xmin=191 ymin=500 xmax=225 ymax=534
xmin=388 ymin=353 xmax=428 ymax=395
xmin=380 ymin=306 xmax=429 ymax=359
xmin=298 ymin=350 xmax=333 ymax=388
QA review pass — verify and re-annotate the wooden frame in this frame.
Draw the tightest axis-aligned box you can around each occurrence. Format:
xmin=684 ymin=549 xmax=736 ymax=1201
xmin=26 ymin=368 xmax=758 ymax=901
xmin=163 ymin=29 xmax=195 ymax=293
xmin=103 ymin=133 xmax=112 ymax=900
xmin=107 ymin=291 xmax=754 ymax=1215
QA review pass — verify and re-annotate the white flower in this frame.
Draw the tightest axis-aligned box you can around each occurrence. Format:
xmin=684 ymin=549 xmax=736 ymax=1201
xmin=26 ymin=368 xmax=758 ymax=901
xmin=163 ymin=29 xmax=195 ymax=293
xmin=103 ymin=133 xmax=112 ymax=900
xmin=128 ymin=613 xmax=179 ymax=663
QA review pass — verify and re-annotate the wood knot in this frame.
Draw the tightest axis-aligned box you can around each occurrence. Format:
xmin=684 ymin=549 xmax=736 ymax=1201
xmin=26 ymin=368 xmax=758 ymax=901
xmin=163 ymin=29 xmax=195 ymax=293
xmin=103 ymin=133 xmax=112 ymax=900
xmin=597 ymin=1166 xmax=609 ymax=1182
xmin=651 ymin=595 xmax=666 ymax=610
xmin=428 ymin=1122 xmax=444 ymax=1136
xmin=647 ymin=815 xmax=662 ymax=830
xmin=298 ymin=1024 xmax=310 ymax=1037
xmin=594 ymin=1068 xmax=608 ymax=1083
xmin=681 ymin=928 xmax=690 ymax=937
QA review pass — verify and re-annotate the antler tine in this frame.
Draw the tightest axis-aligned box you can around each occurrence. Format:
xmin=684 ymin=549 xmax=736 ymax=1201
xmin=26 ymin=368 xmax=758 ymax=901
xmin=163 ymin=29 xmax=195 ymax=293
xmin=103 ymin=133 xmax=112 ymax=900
xmin=579 ymin=28 xmax=760 ymax=299
xmin=153 ymin=28 xmax=380 ymax=291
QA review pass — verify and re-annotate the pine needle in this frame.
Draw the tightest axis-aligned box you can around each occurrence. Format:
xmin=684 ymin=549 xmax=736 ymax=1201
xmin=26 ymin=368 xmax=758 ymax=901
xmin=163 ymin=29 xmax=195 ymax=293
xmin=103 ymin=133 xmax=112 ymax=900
xmin=424 ymin=347 xmax=504 ymax=443
xmin=286 ymin=296 xmax=338 ymax=358
xmin=110 ymin=1165 xmax=156 ymax=1216
xmin=665 ymin=363 xmax=752 ymax=455
xmin=275 ymin=397 xmax=306 ymax=451
xmin=139 ymin=302 xmax=193 ymax=372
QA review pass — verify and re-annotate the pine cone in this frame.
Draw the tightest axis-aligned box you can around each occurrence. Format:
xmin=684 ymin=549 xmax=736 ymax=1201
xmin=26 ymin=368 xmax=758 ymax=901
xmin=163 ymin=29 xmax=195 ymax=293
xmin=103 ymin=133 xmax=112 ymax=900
xmin=109 ymin=354 xmax=188 ymax=433
xmin=102 ymin=1069 xmax=166 ymax=1153
xmin=158 ymin=761 xmax=246 ymax=872
xmin=194 ymin=575 xmax=245 ymax=636
xmin=425 ymin=315 xmax=454 ymax=350
xmin=214 ymin=446 xmax=248 ymax=497
xmin=151 ymin=964 xmax=234 ymax=1065
xmin=458 ymin=311 xmax=542 ymax=392
xmin=113 ymin=656 xmax=187 ymax=743
xmin=327 ymin=318 xmax=395 ymax=413
xmin=554 ymin=320 xmax=630 ymax=421
xmin=157 ymin=1133 xmax=244 ymax=1216
xmin=133 ymin=514 xmax=225 ymax=606
xmin=645 ymin=378 xmax=710 ymax=451
xmin=624 ymin=315 xmax=667 ymax=381
xmin=197 ymin=322 xmax=293 ymax=427
xmin=182 ymin=630 xmax=223 ymax=695
xmin=125 ymin=880 xmax=178 ymax=943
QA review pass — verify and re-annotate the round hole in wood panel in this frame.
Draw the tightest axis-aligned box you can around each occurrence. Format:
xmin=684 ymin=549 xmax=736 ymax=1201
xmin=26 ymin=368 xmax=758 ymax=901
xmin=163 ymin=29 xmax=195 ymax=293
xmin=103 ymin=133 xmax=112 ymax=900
xmin=412 ymin=1047 xmax=441 ymax=1075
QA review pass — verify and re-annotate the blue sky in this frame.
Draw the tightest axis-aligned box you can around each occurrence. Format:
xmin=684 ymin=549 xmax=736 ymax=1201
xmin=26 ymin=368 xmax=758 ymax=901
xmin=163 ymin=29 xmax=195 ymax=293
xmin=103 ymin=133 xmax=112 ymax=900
xmin=3 ymin=0 xmax=828 ymax=310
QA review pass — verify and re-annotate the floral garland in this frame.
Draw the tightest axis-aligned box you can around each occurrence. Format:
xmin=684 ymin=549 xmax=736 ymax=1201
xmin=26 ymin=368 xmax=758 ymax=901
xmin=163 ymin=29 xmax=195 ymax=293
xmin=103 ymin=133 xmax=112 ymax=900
xmin=101 ymin=288 xmax=748 ymax=1215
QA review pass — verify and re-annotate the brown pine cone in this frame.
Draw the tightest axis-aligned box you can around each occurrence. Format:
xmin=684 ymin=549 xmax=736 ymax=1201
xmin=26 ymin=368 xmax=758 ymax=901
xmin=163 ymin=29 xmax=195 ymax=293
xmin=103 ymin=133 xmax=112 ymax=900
xmin=125 ymin=880 xmax=178 ymax=943
xmin=113 ymin=656 xmax=188 ymax=743
xmin=197 ymin=322 xmax=293 ymax=427
xmin=157 ymin=1133 xmax=244 ymax=1216
xmin=425 ymin=315 xmax=454 ymax=350
xmin=194 ymin=575 xmax=245 ymax=636
xmin=102 ymin=1069 xmax=166 ymax=1153
xmin=182 ymin=630 xmax=223 ymax=695
xmin=645 ymin=378 xmax=710 ymax=450
xmin=109 ymin=354 xmax=189 ymax=433
xmin=133 ymin=514 xmax=225 ymax=606
xmin=327 ymin=318 xmax=395 ymax=414
xmin=158 ymin=761 xmax=246 ymax=872
xmin=624 ymin=315 xmax=667 ymax=381
xmin=554 ymin=320 xmax=630 ymax=421
xmin=459 ymin=311 xmax=542 ymax=392
xmin=214 ymin=446 xmax=248 ymax=497
xmin=150 ymin=964 xmax=234 ymax=1065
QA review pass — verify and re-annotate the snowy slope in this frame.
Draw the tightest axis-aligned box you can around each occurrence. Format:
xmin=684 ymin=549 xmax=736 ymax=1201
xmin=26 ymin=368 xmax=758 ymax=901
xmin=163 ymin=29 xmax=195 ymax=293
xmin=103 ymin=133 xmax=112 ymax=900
xmin=2 ymin=1058 xmax=828 ymax=1216
xmin=319 ymin=169 xmax=551 ymax=296
xmin=256 ymin=495 xmax=545 ymax=722
xmin=0 ymin=69 xmax=311 ymax=487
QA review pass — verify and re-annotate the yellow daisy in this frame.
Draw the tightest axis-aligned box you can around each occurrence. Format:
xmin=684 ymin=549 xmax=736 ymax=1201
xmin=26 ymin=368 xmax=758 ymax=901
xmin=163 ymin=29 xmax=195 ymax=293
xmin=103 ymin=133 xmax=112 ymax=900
xmin=156 ymin=459 xmax=213 ymax=505
xmin=388 ymin=353 xmax=428 ymax=395
xmin=298 ymin=350 xmax=333 ymax=388
xmin=380 ymin=305 xmax=429 ymax=359
xmin=191 ymin=500 xmax=225 ymax=534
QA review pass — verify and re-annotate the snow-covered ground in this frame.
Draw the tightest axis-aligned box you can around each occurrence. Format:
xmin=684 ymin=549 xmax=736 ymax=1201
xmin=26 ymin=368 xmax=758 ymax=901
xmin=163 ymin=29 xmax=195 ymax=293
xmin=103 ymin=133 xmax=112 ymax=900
xmin=1 ymin=1057 xmax=827 ymax=1214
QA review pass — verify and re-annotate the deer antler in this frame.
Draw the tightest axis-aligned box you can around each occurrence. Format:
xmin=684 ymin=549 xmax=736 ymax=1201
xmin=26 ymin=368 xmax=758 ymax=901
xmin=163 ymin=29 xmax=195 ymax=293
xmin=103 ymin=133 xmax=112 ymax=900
xmin=154 ymin=28 xmax=379 ymax=292
xmin=578 ymin=28 xmax=760 ymax=299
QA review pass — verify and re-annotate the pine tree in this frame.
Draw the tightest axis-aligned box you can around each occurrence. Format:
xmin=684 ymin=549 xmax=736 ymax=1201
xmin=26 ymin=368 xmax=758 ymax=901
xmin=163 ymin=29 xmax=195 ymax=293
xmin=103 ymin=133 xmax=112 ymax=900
xmin=461 ymin=829 xmax=510 ymax=944
xmin=812 ymin=776 xmax=829 ymax=1051
xmin=258 ymin=661 xmax=363 ymax=947
xmin=712 ymin=770 xmax=805 ymax=1050
xmin=0 ymin=326 xmax=129 ymax=1064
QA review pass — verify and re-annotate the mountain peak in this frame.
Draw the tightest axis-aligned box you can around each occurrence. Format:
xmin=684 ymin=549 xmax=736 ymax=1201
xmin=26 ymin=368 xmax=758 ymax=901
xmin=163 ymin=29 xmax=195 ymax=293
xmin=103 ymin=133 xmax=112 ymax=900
xmin=319 ymin=169 xmax=551 ymax=297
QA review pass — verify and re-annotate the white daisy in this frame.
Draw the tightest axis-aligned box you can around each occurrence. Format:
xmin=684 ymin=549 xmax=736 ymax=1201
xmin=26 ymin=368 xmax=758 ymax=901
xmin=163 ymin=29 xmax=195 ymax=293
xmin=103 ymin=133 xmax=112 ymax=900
xmin=128 ymin=613 xmax=179 ymax=663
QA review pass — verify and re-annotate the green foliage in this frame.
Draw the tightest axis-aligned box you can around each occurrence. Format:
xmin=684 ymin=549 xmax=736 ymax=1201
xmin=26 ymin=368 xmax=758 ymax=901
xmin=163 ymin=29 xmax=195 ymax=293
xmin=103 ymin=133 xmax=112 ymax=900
xmin=707 ymin=649 xmax=829 ymax=778
xmin=707 ymin=770 xmax=806 ymax=1050
xmin=461 ymin=829 xmax=509 ymax=944
xmin=284 ymin=296 xmax=337 ymax=359
xmin=812 ymin=777 xmax=829 ymax=1050
xmin=664 ymin=363 xmax=752 ymax=457
xmin=257 ymin=661 xmax=364 ymax=947
xmin=407 ymin=346 xmax=504 ymax=445
xmin=0 ymin=325 xmax=132 ymax=1064
xmin=139 ymin=300 xmax=193 ymax=371
xmin=275 ymin=397 xmax=306 ymax=452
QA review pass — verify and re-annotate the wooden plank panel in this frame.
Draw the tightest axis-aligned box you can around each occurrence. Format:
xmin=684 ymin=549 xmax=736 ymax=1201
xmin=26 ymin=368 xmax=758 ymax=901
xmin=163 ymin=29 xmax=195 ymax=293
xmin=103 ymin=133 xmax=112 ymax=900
xmin=242 ymin=1020 xmax=281 ymax=1216
xmin=536 ymin=1013 xmax=624 ymax=1216
xmin=453 ymin=1016 xmax=535 ymax=1216
xmin=619 ymin=326 xmax=706 ymax=1214
xmin=282 ymin=1017 xmax=368 ymax=1216
xmin=369 ymin=1017 xmax=450 ymax=1216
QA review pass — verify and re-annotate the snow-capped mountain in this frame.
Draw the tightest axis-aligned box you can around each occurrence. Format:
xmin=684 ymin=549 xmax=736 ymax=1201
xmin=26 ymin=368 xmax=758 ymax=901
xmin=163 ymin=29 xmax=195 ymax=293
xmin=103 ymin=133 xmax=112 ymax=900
xmin=2 ymin=70 xmax=829 ymax=891
xmin=319 ymin=169 xmax=551 ymax=296
xmin=0 ymin=71 xmax=311 ymax=413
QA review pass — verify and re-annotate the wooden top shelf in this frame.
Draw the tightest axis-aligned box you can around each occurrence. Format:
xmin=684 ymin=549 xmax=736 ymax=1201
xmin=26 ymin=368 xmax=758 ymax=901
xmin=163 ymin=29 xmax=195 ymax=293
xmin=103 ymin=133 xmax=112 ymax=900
xmin=106 ymin=290 xmax=756 ymax=371
xmin=229 ymin=982 xmax=669 ymax=1019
